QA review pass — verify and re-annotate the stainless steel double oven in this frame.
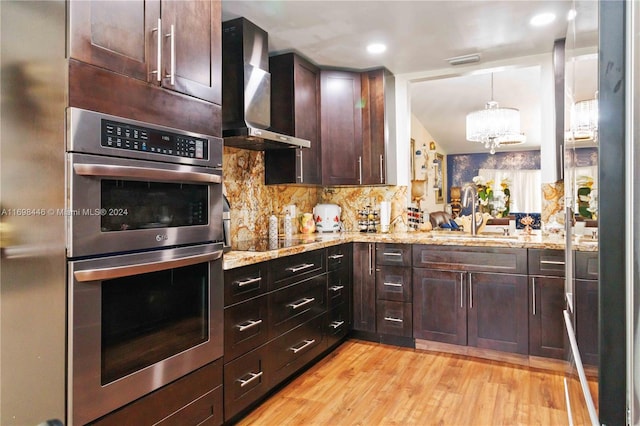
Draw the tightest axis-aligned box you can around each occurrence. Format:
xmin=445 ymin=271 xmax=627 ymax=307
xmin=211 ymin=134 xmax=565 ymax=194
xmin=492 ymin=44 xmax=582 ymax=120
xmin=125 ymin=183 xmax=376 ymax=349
xmin=66 ymin=108 xmax=224 ymax=425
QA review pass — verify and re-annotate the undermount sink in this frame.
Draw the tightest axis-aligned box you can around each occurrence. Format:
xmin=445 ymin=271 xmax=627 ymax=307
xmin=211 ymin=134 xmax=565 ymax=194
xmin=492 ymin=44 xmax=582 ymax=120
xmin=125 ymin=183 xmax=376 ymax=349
xmin=431 ymin=231 xmax=520 ymax=240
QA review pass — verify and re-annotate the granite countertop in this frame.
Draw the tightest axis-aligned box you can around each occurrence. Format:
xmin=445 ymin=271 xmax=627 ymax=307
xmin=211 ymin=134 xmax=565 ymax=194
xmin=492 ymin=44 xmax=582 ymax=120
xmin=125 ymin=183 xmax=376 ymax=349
xmin=223 ymin=231 xmax=598 ymax=270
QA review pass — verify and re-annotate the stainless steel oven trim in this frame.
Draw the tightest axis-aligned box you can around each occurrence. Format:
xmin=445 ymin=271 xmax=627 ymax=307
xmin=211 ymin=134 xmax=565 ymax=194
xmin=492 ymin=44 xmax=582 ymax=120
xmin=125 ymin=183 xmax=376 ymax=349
xmin=68 ymin=242 xmax=224 ymax=426
xmin=67 ymin=107 xmax=222 ymax=168
xmin=67 ymin=153 xmax=222 ymax=258
xmin=73 ymin=163 xmax=222 ymax=184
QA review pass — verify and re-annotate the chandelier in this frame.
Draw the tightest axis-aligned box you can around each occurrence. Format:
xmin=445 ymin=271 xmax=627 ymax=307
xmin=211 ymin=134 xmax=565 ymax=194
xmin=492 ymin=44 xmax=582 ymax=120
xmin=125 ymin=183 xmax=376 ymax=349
xmin=466 ymin=73 xmax=525 ymax=154
xmin=570 ymin=97 xmax=598 ymax=142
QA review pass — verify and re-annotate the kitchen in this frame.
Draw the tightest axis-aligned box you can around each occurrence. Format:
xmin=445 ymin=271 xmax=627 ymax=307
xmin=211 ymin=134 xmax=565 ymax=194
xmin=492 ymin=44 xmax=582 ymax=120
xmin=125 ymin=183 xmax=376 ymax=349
xmin=0 ymin=1 xmax=631 ymax=425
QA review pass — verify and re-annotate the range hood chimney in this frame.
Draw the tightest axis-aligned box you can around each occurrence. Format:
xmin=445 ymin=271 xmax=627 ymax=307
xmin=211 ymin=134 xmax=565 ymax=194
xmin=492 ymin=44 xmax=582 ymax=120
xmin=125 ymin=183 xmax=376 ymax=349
xmin=222 ymin=18 xmax=310 ymax=150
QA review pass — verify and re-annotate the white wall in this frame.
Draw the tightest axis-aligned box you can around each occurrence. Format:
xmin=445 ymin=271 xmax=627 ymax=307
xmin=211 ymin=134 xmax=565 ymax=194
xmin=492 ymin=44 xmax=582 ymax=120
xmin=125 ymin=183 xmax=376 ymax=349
xmin=411 ymin=115 xmax=446 ymax=213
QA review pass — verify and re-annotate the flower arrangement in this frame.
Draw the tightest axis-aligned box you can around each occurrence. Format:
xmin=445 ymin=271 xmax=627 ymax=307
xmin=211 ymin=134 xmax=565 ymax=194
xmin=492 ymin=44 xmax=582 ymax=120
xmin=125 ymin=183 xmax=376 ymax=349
xmin=472 ymin=175 xmax=510 ymax=217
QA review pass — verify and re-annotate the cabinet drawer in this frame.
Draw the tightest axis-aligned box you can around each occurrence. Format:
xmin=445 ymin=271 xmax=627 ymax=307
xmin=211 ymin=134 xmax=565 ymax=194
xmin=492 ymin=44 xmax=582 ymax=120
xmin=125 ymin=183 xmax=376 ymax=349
xmin=376 ymin=243 xmax=411 ymax=266
xmin=224 ymin=263 xmax=269 ymax=306
xmin=158 ymin=385 xmax=222 ymax=426
xmin=269 ymin=274 xmax=327 ymax=338
xmin=92 ymin=359 xmax=222 ymax=426
xmin=224 ymin=346 xmax=269 ymax=421
xmin=376 ymin=266 xmax=412 ymax=302
xmin=576 ymin=251 xmax=598 ymax=280
xmin=326 ymin=304 xmax=350 ymax=349
xmin=528 ymin=249 xmax=565 ymax=277
xmin=271 ymin=249 xmax=326 ymax=290
xmin=267 ymin=315 xmax=325 ymax=387
xmin=224 ymin=295 xmax=269 ymax=362
xmin=413 ymin=245 xmax=527 ymax=274
xmin=376 ymin=300 xmax=412 ymax=337
xmin=327 ymin=244 xmax=351 ymax=271
xmin=327 ymin=268 xmax=350 ymax=309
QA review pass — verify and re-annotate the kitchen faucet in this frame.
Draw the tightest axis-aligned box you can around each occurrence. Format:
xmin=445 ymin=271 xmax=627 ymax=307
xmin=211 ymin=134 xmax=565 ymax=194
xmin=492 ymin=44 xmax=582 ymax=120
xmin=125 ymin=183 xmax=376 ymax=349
xmin=461 ymin=182 xmax=483 ymax=236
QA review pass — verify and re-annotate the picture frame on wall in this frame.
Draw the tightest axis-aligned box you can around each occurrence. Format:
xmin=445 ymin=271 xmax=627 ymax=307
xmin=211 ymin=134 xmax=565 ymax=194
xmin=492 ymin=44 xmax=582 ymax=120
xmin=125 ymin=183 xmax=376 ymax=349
xmin=433 ymin=153 xmax=444 ymax=203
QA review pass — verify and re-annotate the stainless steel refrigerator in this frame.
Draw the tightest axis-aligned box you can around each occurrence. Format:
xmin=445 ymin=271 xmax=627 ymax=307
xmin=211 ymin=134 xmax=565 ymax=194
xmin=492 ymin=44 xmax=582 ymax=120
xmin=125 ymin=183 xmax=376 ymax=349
xmin=0 ymin=1 xmax=67 ymax=424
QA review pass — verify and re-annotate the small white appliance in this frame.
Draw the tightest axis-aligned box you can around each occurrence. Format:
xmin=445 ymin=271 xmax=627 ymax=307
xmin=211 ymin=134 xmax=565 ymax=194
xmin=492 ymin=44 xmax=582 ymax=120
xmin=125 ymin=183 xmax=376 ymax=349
xmin=313 ymin=203 xmax=342 ymax=232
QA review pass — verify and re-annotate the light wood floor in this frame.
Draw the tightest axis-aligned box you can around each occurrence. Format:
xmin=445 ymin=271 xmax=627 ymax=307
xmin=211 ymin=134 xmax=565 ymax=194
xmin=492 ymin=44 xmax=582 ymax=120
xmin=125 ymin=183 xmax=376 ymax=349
xmin=238 ymin=339 xmax=597 ymax=425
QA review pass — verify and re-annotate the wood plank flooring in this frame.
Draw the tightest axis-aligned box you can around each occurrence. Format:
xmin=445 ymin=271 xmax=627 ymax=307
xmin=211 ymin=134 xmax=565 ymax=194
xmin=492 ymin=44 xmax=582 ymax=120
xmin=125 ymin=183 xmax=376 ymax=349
xmin=237 ymin=339 xmax=598 ymax=425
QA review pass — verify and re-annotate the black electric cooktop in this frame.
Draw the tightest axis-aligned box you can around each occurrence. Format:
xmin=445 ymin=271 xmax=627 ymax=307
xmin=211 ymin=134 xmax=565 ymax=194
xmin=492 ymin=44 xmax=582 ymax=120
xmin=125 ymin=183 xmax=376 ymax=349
xmin=232 ymin=236 xmax=321 ymax=252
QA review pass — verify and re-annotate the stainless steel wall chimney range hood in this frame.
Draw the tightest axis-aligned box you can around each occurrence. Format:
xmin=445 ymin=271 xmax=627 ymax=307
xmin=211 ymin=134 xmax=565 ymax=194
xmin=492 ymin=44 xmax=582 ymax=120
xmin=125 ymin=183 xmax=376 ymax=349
xmin=222 ymin=18 xmax=310 ymax=150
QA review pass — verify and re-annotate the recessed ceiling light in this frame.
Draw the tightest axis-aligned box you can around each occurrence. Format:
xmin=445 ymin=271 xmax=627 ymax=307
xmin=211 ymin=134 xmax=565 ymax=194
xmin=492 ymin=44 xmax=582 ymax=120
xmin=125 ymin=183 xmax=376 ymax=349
xmin=567 ymin=9 xmax=577 ymax=21
xmin=367 ymin=43 xmax=387 ymax=54
xmin=530 ymin=12 xmax=556 ymax=27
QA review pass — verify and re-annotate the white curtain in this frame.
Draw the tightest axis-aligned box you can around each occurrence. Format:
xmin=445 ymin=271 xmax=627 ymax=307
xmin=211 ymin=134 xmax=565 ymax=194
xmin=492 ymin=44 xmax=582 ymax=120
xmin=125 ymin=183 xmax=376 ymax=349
xmin=479 ymin=168 xmax=542 ymax=213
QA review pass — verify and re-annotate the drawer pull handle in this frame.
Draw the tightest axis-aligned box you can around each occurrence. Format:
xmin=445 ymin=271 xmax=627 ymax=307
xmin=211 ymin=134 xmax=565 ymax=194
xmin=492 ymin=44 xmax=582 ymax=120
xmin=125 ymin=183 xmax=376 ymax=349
xmin=383 ymin=282 xmax=403 ymax=287
xmin=290 ymin=339 xmax=316 ymax=354
xmin=384 ymin=316 xmax=403 ymax=323
xmin=328 ymin=254 xmax=344 ymax=260
xmin=329 ymin=285 xmax=344 ymax=292
xmin=383 ymin=252 xmax=402 ymax=257
xmin=540 ymin=260 xmax=565 ymax=266
xmin=287 ymin=297 xmax=315 ymax=310
xmin=235 ymin=276 xmax=261 ymax=287
xmin=329 ymin=320 xmax=345 ymax=329
xmin=237 ymin=371 xmax=263 ymax=388
xmin=286 ymin=263 xmax=315 ymax=273
xmin=237 ymin=319 xmax=263 ymax=332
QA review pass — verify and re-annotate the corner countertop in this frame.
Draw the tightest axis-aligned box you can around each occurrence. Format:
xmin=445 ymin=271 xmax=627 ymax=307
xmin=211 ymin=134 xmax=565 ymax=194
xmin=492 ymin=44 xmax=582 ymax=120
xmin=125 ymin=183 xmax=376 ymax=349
xmin=222 ymin=231 xmax=598 ymax=270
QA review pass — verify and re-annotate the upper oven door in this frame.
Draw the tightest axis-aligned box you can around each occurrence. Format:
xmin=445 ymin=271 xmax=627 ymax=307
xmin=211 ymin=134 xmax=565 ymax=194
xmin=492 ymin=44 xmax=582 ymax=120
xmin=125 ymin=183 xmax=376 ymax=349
xmin=67 ymin=153 xmax=222 ymax=258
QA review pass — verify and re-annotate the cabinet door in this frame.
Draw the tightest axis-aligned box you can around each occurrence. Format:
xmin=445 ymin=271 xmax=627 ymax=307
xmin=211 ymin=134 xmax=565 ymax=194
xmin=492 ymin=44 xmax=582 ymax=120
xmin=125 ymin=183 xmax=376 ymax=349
xmin=412 ymin=268 xmax=467 ymax=345
xmin=352 ymin=243 xmax=376 ymax=332
xmin=361 ymin=68 xmax=386 ymax=184
xmin=161 ymin=0 xmax=221 ymax=104
xmin=468 ymin=272 xmax=529 ymax=354
xmin=529 ymin=276 xmax=566 ymax=359
xmin=223 ymin=346 xmax=269 ymax=422
xmin=376 ymin=266 xmax=412 ymax=302
xmin=69 ymin=0 xmax=160 ymax=82
xmin=267 ymin=53 xmax=321 ymax=185
xmin=376 ymin=300 xmax=412 ymax=337
xmin=576 ymin=279 xmax=599 ymax=365
xmin=320 ymin=70 xmax=362 ymax=185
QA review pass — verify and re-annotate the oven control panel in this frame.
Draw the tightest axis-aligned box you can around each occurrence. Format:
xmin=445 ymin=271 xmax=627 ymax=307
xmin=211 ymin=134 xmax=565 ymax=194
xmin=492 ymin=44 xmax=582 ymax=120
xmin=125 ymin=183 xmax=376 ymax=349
xmin=101 ymin=120 xmax=208 ymax=160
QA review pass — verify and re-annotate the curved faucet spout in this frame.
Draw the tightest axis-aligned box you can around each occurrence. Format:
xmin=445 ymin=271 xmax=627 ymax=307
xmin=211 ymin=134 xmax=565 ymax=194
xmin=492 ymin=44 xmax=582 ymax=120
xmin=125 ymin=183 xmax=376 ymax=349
xmin=461 ymin=183 xmax=483 ymax=236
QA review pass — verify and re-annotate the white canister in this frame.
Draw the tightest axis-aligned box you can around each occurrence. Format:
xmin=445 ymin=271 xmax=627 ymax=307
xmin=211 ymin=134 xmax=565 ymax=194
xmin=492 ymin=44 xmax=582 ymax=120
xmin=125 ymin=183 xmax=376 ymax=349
xmin=379 ymin=201 xmax=391 ymax=233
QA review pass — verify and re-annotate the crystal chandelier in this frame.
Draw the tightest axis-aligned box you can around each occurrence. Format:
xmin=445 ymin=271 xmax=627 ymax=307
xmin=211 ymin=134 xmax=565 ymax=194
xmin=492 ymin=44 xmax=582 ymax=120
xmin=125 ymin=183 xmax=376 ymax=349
xmin=466 ymin=73 xmax=525 ymax=154
xmin=570 ymin=97 xmax=598 ymax=142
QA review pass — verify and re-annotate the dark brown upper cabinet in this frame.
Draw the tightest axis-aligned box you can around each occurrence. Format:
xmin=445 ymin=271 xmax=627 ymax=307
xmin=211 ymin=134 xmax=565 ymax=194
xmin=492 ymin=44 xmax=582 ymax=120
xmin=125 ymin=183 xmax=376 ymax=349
xmin=320 ymin=69 xmax=363 ymax=185
xmin=69 ymin=0 xmax=221 ymax=105
xmin=266 ymin=53 xmax=321 ymax=185
xmin=361 ymin=68 xmax=392 ymax=185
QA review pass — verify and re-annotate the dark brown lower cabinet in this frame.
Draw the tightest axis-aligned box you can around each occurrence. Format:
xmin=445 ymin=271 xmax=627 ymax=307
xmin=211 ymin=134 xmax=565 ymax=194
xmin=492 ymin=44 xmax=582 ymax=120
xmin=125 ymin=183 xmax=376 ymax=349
xmin=529 ymin=275 xmax=566 ymax=359
xmin=376 ymin=300 xmax=412 ymax=337
xmin=90 ymin=360 xmax=223 ymax=426
xmin=352 ymin=242 xmax=376 ymax=332
xmin=412 ymin=268 xmax=467 ymax=345
xmin=224 ymin=346 xmax=269 ymax=421
xmin=468 ymin=272 xmax=529 ymax=355
xmin=576 ymin=278 xmax=599 ymax=365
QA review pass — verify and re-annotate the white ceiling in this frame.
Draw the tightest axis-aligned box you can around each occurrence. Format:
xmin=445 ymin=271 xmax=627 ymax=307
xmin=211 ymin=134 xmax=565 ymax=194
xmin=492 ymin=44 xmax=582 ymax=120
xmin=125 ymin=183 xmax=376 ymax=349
xmin=221 ymin=0 xmax=598 ymax=154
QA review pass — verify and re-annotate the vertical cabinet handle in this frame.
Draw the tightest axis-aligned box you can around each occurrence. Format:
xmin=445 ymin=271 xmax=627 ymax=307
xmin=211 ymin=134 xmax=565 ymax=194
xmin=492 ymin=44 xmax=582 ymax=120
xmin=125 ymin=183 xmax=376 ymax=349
xmin=165 ymin=24 xmax=175 ymax=85
xmin=368 ymin=244 xmax=373 ymax=275
xmin=151 ymin=18 xmax=162 ymax=82
xmin=358 ymin=156 xmax=363 ymax=184
xmin=532 ymin=277 xmax=536 ymax=316
xmin=298 ymin=149 xmax=304 ymax=183
xmin=468 ymin=272 xmax=473 ymax=309
xmin=460 ymin=272 xmax=464 ymax=308
xmin=379 ymin=154 xmax=384 ymax=183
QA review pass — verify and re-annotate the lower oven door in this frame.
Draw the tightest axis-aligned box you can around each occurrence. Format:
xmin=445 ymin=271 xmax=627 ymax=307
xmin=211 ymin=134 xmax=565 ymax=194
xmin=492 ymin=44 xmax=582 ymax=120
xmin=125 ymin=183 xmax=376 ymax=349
xmin=68 ymin=242 xmax=223 ymax=425
xmin=67 ymin=152 xmax=222 ymax=258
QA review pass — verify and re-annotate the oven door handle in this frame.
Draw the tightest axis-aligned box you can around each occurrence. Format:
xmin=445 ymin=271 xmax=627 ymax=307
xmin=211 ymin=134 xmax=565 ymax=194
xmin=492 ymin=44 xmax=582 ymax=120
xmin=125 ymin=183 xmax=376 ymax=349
xmin=74 ymin=250 xmax=223 ymax=282
xmin=73 ymin=163 xmax=222 ymax=184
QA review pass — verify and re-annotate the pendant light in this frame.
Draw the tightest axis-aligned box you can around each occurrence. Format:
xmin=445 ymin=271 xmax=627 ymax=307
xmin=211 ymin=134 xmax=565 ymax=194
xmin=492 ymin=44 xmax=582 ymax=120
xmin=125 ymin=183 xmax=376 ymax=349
xmin=466 ymin=73 xmax=526 ymax=154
